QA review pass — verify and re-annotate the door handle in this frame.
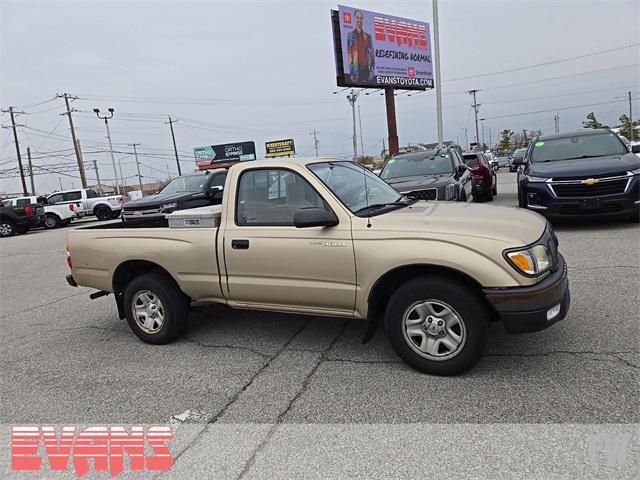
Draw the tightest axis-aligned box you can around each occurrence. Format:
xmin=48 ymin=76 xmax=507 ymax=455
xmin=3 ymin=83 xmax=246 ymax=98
xmin=232 ymin=239 xmax=250 ymax=250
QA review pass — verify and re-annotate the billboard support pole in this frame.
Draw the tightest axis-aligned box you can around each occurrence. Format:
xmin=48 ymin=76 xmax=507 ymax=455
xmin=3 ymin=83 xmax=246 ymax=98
xmin=347 ymin=90 xmax=359 ymax=162
xmin=432 ymin=0 xmax=444 ymax=148
xmin=385 ymin=88 xmax=399 ymax=156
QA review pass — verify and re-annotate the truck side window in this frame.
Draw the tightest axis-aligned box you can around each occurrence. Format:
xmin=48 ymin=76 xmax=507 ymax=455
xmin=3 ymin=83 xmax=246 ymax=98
xmin=211 ymin=173 xmax=226 ymax=188
xmin=16 ymin=198 xmax=31 ymax=207
xmin=236 ymin=169 xmax=325 ymax=226
xmin=86 ymin=190 xmax=98 ymax=198
xmin=65 ymin=191 xmax=82 ymax=202
xmin=48 ymin=194 xmax=63 ymax=204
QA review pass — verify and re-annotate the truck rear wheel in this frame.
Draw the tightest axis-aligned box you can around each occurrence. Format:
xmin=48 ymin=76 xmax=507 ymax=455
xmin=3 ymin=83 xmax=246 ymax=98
xmin=44 ymin=213 xmax=61 ymax=229
xmin=123 ymin=273 xmax=189 ymax=344
xmin=95 ymin=207 xmax=112 ymax=221
xmin=385 ymin=275 xmax=489 ymax=376
xmin=0 ymin=220 xmax=16 ymax=237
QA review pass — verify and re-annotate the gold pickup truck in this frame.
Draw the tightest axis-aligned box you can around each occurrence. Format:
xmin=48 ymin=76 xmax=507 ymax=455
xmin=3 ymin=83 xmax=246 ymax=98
xmin=66 ymin=158 xmax=570 ymax=375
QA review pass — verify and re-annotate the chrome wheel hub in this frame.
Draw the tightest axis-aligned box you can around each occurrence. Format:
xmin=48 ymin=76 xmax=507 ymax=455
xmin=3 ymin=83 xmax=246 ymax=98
xmin=402 ymin=300 xmax=466 ymax=361
xmin=132 ymin=290 xmax=165 ymax=334
xmin=0 ymin=223 xmax=12 ymax=235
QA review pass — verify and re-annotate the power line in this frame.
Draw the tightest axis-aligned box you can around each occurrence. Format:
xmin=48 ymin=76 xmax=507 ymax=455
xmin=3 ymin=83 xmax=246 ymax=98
xmin=482 ymin=99 xmax=630 ymax=121
xmin=444 ymin=43 xmax=640 ymax=82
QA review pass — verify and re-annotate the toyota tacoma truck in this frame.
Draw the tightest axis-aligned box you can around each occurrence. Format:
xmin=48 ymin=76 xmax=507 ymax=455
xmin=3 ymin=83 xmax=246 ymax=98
xmin=65 ymin=158 xmax=570 ymax=375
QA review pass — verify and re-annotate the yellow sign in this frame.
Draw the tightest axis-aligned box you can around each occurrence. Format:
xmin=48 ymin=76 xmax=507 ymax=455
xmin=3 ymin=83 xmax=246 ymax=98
xmin=265 ymin=139 xmax=295 ymax=158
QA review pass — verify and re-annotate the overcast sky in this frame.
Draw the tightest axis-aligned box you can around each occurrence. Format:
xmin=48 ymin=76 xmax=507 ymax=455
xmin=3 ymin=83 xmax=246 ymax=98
xmin=1 ymin=0 xmax=638 ymax=194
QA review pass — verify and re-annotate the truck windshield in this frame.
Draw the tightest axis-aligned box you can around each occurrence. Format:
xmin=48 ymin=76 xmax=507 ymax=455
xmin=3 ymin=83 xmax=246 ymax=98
xmin=380 ymin=152 xmax=453 ymax=180
xmin=308 ymin=161 xmax=404 ymax=215
xmin=160 ymin=176 xmax=206 ymax=194
xmin=530 ymin=132 xmax=627 ymax=163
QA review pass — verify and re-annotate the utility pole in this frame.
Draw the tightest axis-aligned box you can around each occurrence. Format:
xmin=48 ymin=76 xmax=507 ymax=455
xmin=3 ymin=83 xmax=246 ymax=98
xmin=629 ymin=91 xmax=634 ymax=140
xmin=554 ymin=114 xmax=560 ymax=134
xmin=118 ymin=159 xmax=126 ymax=192
xmin=488 ymin=127 xmax=492 ymax=151
xmin=166 ymin=116 xmax=182 ymax=176
xmin=311 ymin=130 xmax=319 ymax=157
xmin=467 ymin=90 xmax=481 ymax=151
xmin=432 ymin=0 xmax=444 ymax=148
xmin=522 ymin=129 xmax=528 ymax=148
xmin=58 ymin=93 xmax=87 ymax=188
xmin=382 ymin=137 xmax=386 ymax=157
xmin=480 ymin=118 xmax=486 ymax=149
xmin=27 ymin=147 xmax=35 ymax=195
xmin=129 ymin=143 xmax=143 ymax=193
xmin=2 ymin=106 xmax=28 ymax=195
xmin=75 ymin=138 xmax=85 ymax=185
xmin=346 ymin=90 xmax=359 ymax=162
xmin=463 ymin=128 xmax=468 ymax=151
xmin=58 ymin=177 xmax=63 ymax=191
xmin=93 ymin=108 xmax=120 ymax=194
xmin=358 ymin=105 xmax=365 ymax=160
xmin=93 ymin=160 xmax=102 ymax=195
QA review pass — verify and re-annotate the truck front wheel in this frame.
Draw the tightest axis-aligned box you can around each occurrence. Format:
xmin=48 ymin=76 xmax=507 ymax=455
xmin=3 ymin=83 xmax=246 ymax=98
xmin=95 ymin=207 xmax=112 ymax=221
xmin=385 ymin=276 xmax=489 ymax=376
xmin=123 ymin=273 xmax=189 ymax=344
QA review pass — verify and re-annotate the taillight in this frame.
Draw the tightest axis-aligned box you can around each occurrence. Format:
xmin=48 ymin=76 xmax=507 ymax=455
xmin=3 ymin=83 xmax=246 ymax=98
xmin=117 ymin=196 xmax=124 ymax=204
xmin=68 ymin=203 xmax=76 ymax=211
xmin=66 ymin=243 xmax=72 ymax=269
xmin=24 ymin=206 xmax=33 ymax=216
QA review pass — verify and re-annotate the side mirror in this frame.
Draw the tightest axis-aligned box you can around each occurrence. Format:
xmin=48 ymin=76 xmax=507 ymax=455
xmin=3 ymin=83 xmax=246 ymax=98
xmin=294 ymin=208 xmax=338 ymax=228
xmin=512 ymin=157 xmax=526 ymax=165
xmin=456 ymin=164 xmax=468 ymax=175
xmin=631 ymin=144 xmax=640 ymax=154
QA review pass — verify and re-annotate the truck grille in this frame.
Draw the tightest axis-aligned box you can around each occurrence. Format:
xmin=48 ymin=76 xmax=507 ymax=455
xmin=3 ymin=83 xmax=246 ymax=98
xmin=405 ymin=188 xmax=437 ymax=200
xmin=551 ymin=179 xmax=628 ymax=198
xmin=122 ymin=207 xmax=163 ymax=218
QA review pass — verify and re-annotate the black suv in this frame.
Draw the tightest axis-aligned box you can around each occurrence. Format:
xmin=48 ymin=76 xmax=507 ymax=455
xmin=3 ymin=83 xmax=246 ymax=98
xmin=380 ymin=148 xmax=472 ymax=201
xmin=122 ymin=169 xmax=227 ymax=225
xmin=0 ymin=201 xmax=45 ymax=237
xmin=514 ymin=129 xmax=640 ymax=220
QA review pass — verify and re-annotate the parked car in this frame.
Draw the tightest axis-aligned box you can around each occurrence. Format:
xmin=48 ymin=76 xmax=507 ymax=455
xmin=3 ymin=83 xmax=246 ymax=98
xmin=0 ymin=201 xmax=45 ymax=237
xmin=462 ymin=152 xmax=497 ymax=202
xmin=514 ymin=129 xmax=640 ymax=221
xmin=66 ymin=158 xmax=570 ymax=376
xmin=3 ymin=195 xmax=76 ymax=229
xmin=47 ymin=189 xmax=124 ymax=221
xmin=497 ymin=156 xmax=511 ymax=169
xmin=379 ymin=148 xmax=472 ymax=201
xmin=121 ymin=169 xmax=227 ymax=225
xmin=510 ymin=149 xmax=526 ymax=172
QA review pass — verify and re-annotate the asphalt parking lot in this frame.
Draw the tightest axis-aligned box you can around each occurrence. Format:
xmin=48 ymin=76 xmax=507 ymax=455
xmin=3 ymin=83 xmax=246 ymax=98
xmin=1 ymin=170 xmax=638 ymax=479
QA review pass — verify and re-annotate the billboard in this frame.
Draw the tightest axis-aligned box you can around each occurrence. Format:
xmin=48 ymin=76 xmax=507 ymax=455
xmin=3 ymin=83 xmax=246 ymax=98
xmin=194 ymin=141 xmax=256 ymax=169
xmin=265 ymin=139 xmax=295 ymax=157
xmin=332 ymin=5 xmax=433 ymax=90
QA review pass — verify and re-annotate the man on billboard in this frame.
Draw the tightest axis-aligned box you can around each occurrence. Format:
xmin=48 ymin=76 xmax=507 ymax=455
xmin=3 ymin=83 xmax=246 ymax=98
xmin=347 ymin=9 xmax=375 ymax=84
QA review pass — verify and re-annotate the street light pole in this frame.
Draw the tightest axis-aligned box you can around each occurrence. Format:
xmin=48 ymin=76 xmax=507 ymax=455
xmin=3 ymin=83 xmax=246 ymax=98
xmin=93 ymin=108 xmax=120 ymax=194
xmin=432 ymin=0 xmax=444 ymax=148
xmin=468 ymin=90 xmax=481 ymax=150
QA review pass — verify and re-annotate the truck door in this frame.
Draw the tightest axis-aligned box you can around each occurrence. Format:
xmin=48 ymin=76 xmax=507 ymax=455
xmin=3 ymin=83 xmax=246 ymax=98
xmin=223 ymin=167 xmax=356 ymax=315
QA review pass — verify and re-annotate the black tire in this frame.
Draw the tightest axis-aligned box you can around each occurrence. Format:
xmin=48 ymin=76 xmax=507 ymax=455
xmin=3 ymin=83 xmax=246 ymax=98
xmin=62 ymin=219 xmax=72 ymax=227
xmin=0 ymin=220 xmax=16 ymax=237
xmin=123 ymin=273 xmax=190 ymax=345
xmin=95 ymin=207 xmax=112 ymax=221
xmin=492 ymin=181 xmax=497 ymax=196
xmin=385 ymin=275 xmax=489 ymax=376
xmin=44 ymin=213 xmax=61 ymax=229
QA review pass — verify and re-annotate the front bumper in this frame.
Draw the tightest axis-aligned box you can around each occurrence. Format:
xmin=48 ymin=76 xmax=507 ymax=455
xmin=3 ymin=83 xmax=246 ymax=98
xmin=483 ymin=253 xmax=570 ymax=334
xmin=523 ymin=176 xmax=640 ymax=219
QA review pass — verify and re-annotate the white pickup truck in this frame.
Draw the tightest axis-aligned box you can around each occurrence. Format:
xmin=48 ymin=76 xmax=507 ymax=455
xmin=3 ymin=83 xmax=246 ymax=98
xmin=47 ymin=188 xmax=124 ymax=221
xmin=2 ymin=195 xmax=76 ymax=229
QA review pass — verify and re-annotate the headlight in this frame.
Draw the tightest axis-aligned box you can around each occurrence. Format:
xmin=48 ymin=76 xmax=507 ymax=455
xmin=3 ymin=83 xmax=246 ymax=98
xmin=524 ymin=175 xmax=548 ymax=183
xmin=161 ymin=202 xmax=177 ymax=211
xmin=505 ymin=244 xmax=551 ymax=276
xmin=445 ymin=184 xmax=457 ymax=200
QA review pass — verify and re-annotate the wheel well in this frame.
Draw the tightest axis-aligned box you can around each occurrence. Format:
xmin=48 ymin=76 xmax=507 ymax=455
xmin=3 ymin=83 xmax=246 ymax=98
xmin=112 ymin=260 xmax=182 ymax=320
xmin=46 ymin=212 xmax=61 ymax=219
xmin=112 ymin=260 xmax=177 ymax=294
xmin=367 ymin=264 xmax=496 ymax=322
xmin=93 ymin=204 xmax=109 ymax=215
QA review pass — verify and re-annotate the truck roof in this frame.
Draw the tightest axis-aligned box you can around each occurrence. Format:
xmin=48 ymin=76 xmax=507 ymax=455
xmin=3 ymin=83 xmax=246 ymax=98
xmin=230 ymin=157 xmax=353 ymax=169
